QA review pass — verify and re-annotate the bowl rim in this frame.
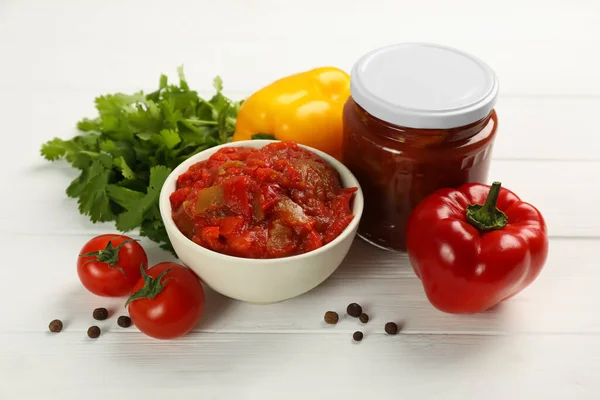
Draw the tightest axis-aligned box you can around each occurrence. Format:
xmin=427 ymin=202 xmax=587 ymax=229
xmin=159 ymin=139 xmax=364 ymax=264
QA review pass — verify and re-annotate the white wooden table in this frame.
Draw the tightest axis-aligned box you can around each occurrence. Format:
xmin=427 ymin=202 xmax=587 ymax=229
xmin=2 ymin=0 xmax=600 ymax=398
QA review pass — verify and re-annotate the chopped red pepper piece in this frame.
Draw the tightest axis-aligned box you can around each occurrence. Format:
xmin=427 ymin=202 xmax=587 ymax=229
xmin=406 ymin=181 xmax=549 ymax=314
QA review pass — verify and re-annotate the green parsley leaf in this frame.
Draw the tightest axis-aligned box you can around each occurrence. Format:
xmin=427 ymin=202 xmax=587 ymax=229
xmin=159 ymin=129 xmax=181 ymax=149
xmin=177 ymin=65 xmax=190 ymax=91
xmin=106 ymin=185 xmax=145 ymax=209
xmin=136 ymin=132 xmax=154 ymax=141
xmin=67 ymin=154 xmax=115 ymax=222
xmin=159 ymin=74 xmax=168 ymax=89
xmin=41 ymin=138 xmax=75 ymax=161
xmin=141 ymin=219 xmax=174 ymax=254
xmin=77 ymin=118 xmax=102 ymax=132
xmin=213 ymin=76 xmax=223 ymax=92
xmin=115 ymin=166 xmax=171 ymax=232
xmin=113 ymin=157 xmax=136 ymax=180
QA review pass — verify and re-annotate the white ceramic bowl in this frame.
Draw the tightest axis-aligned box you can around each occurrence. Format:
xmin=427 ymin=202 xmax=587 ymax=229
xmin=159 ymin=140 xmax=364 ymax=303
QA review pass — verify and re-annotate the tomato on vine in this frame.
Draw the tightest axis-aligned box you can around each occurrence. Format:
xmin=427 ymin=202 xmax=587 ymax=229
xmin=126 ymin=262 xmax=205 ymax=339
xmin=77 ymin=234 xmax=148 ymax=297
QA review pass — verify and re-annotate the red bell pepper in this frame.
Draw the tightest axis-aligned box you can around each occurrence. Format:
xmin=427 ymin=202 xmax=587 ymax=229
xmin=406 ymin=181 xmax=548 ymax=314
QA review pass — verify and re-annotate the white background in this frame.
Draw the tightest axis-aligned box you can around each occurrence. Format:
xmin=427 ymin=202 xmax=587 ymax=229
xmin=1 ymin=0 xmax=600 ymax=399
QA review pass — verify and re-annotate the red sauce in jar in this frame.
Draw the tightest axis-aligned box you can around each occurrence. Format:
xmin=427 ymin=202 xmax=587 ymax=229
xmin=170 ymin=142 xmax=357 ymax=259
xmin=342 ymin=43 xmax=500 ymax=251
xmin=342 ymin=99 xmax=497 ymax=251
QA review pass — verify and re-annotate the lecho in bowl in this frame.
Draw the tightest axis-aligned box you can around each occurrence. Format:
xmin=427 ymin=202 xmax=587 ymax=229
xmin=159 ymin=140 xmax=363 ymax=303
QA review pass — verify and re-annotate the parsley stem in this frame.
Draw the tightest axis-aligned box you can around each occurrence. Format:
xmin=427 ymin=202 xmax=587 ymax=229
xmin=200 ymin=99 xmax=217 ymax=110
xmin=184 ymin=119 xmax=218 ymax=125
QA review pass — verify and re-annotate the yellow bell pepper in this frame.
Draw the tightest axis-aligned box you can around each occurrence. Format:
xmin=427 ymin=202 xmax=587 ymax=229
xmin=232 ymin=67 xmax=351 ymax=160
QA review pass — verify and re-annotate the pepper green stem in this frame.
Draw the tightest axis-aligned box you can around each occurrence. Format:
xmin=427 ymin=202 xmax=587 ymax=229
xmin=251 ymin=133 xmax=276 ymax=140
xmin=466 ymin=181 xmax=508 ymax=232
xmin=125 ymin=265 xmax=171 ymax=308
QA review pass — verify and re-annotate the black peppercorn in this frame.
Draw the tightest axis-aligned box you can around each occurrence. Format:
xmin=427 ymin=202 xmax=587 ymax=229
xmin=359 ymin=313 xmax=369 ymax=323
xmin=48 ymin=319 xmax=63 ymax=333
xmin=346 ymin=303 xmax=362 ymax=318
xmin=324 ymin=311 xmax=339 ymax=325
xmin=353 ymin=331 xmax=363 ymax=341
xmin=87 ymin=326 xmax=101 ymax=339
xmin=93 ymin=307 xmax=108 ymax=321
xmin=117 ymin=316 xmax=132 ymax=328
xmin=385 ymin=322 xmax=399 ymax=335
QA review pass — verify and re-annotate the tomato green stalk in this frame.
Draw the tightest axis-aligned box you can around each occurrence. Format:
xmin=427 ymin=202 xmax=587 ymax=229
xmin=125 ymin=265 xmax=171 ymax=307
xmin=465 ymin=181 xmax=508 ymax=232
xmin=79 ymin=238 xmax=136 ymax=275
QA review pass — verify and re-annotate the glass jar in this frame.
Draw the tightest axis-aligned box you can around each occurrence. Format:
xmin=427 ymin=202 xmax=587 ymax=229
xmin=342 ymin=43 xmax=499 ymax=251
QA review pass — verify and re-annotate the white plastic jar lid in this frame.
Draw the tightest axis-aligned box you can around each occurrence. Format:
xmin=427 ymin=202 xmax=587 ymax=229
xmin=350 ymin=43 xmax=499 ymax=129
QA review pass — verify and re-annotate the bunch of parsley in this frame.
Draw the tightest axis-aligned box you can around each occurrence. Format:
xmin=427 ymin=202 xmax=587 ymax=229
xmin=41 ymin=67 xmax=243 ymax=253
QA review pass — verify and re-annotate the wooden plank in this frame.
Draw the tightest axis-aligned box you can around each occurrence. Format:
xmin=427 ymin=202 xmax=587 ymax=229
xmin=0 ymin=1 xmax=599 ymax=96
xmin=0 ymin=159 xmax=595 ymax=237
xmin=3 ymin=91 xmax=599 ymax=162
xmin=1 ymin=331 xmax=599 ymax=400
xmin=1 ymin=233 xmax=596 ymax=335
xmin=493 ymin=97 xmax=600 ymax=161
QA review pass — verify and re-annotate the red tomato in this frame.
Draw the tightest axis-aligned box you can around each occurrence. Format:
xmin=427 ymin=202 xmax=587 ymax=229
xmin=77 ymin=234 xmax=148 ymax=297
xmin=126 ymin=262 xmax=205 ymax=340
